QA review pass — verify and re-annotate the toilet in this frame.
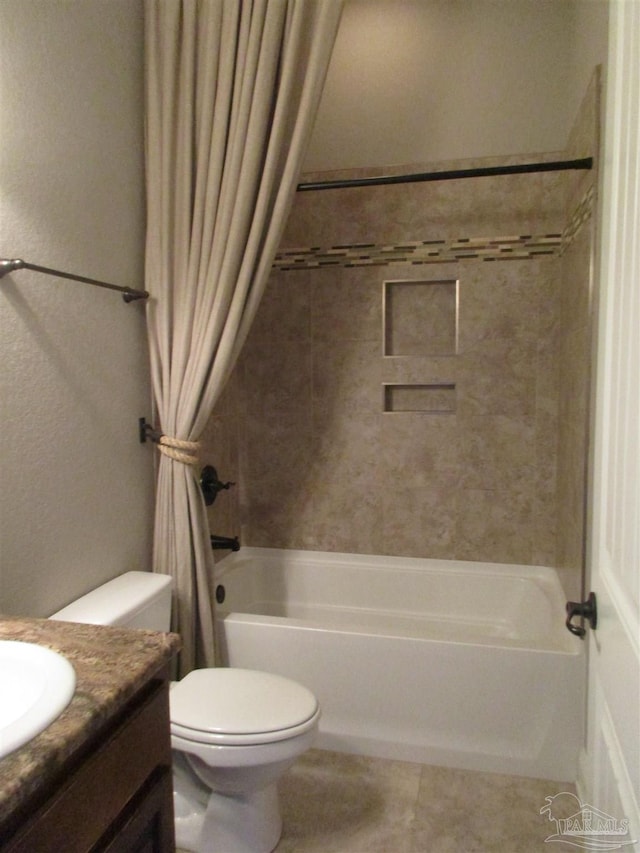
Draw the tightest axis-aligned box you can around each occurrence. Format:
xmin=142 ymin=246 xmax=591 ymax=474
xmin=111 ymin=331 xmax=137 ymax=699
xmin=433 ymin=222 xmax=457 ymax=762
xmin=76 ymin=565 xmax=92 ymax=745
xmin=50 ymin=571 xmax=320 ymax=853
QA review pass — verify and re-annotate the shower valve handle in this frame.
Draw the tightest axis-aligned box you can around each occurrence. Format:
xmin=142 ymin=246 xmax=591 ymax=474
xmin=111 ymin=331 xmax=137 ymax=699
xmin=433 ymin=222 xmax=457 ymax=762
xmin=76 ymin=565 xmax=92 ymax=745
xmin=200 ymin=465 xmax=236 ymax=506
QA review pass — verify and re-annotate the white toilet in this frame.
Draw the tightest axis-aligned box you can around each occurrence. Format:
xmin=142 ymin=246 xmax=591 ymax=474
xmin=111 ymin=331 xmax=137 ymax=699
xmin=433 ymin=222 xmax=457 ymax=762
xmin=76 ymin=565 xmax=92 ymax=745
xmin=51 ymin=571 xmax=320 ymax=853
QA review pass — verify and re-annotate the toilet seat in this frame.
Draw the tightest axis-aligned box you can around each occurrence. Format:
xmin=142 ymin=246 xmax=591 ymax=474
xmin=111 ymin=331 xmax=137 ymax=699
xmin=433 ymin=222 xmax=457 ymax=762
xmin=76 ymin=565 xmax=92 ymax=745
xmin=170 ymin=668 xmax=320 ymax=746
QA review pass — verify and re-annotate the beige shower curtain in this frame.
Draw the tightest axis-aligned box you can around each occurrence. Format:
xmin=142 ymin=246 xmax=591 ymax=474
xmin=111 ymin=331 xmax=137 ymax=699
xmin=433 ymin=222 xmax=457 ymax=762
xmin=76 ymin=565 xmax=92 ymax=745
xmin=144 ymin=0 xmax=342 ymax=676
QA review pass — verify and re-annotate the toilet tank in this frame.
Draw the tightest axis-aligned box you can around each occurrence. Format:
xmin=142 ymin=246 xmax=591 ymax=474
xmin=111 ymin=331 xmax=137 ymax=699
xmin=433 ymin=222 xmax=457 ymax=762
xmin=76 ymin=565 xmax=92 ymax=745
xmin=50 ymin=571 xmax=173 ymax=632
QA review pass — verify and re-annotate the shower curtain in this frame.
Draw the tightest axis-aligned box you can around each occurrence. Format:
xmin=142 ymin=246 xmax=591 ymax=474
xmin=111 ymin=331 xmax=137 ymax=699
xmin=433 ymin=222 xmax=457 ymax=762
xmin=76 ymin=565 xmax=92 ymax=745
xmin=144 ymin=0 xmax=342 ymax=676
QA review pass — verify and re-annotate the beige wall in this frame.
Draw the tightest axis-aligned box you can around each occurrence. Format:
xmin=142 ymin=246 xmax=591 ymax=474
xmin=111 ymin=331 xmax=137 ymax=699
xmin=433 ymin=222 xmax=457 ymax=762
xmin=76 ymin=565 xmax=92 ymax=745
xmin=567 ymin=0 xmax=609 ymax=122
xmin=305 ymin=0 xmax=608 ymax=172
xmin=0 ymin=1 xmax=153 ymax=616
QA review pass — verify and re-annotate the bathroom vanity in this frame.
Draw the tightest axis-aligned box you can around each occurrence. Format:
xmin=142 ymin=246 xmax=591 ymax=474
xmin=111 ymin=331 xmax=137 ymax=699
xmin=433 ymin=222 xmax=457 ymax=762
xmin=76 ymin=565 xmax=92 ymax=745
xmin=0 ymin=616 xmax=180 ymax=852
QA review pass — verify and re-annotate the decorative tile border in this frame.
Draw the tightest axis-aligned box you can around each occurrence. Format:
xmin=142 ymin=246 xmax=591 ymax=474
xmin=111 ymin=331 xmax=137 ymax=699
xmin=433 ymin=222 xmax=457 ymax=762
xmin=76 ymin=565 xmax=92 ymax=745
xmin=273 ymin=186 xmax=594 ymax=272
xmin=273 ymin=234 xmax=562 ymax=270
xmin=560 ymin=184 xmax=595 ymax=254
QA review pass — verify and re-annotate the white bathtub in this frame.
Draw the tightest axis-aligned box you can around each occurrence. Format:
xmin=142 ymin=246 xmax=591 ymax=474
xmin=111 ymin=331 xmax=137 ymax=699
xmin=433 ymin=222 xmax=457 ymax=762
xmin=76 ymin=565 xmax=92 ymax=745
xmin=214 ymin=548 xmax=585 ymax=782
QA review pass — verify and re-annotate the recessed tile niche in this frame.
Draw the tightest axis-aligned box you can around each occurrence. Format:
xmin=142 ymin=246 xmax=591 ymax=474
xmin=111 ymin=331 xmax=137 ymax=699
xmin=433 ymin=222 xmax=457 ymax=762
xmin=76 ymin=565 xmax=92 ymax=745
xmin=383 ymin=279 xmax=458 ymax=414
xmin=383 ymin=384 xmax=456 ymax=413
xmin=383 ymin=279 xmax=458 ymax=356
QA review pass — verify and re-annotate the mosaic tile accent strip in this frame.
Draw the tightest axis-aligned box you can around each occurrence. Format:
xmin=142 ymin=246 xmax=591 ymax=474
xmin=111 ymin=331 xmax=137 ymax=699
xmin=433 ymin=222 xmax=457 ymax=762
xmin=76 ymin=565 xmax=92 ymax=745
xmin=560 ymin=184 xmax=595 ymax=254
xmin=274 ymin=234 xmax=561 ymax=270
xmin=273 ymin=185 xmax=594 ymax=272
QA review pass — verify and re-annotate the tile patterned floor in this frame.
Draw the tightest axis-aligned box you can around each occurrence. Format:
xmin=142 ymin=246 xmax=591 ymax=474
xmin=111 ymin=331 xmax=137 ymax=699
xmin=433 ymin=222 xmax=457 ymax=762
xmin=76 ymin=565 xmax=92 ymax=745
xmin=178 ymin=749 xmax=577 ymax=852
xmin=275 ymin=750 xmax=576 ymax=853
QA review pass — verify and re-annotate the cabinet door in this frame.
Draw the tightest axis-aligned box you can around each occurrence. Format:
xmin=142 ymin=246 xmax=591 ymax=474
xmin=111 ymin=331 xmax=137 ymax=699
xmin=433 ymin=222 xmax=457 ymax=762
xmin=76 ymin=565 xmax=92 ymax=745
xmin=2 ymin=682 xmax=174 ymax=853
xmin=96 ymin=766 xmax=175 ymax=853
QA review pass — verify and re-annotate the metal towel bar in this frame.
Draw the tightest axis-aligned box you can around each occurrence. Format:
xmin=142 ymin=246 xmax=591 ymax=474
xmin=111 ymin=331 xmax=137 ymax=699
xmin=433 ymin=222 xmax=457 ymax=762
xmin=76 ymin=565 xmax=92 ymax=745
xmin=0 ymin=258 xmax=149 ymax=303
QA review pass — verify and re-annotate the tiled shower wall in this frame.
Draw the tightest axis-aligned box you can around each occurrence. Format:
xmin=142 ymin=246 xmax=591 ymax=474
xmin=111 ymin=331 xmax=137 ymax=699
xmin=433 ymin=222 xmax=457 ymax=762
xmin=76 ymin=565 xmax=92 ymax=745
xmin=204 ymin=73 xmax=598 ymax=591
xmin=556 ymin=70 xmax=600 ymax=599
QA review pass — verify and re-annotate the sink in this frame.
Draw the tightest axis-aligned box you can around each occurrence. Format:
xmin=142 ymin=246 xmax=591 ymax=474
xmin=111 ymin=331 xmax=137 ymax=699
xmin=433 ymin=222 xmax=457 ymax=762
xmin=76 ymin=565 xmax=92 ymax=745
xmin=0 ymin=640 xmax=76 ymax=760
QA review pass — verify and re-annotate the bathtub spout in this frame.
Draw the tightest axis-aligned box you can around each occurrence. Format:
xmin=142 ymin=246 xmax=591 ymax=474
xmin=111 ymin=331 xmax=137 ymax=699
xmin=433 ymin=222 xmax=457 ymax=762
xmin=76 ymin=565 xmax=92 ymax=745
xmin=211 ymin=534 xmax=240 ymax=552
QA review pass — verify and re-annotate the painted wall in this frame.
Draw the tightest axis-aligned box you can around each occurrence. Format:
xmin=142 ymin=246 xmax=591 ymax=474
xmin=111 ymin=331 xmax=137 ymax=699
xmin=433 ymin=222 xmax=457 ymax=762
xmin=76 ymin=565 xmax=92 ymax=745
xmin=304 ymin=0 xmax=608 ymax=172
xmin=0 ymin=1 xmax=153 ymax=616
xmin=567 ymin=0 xmax=609 ymax=118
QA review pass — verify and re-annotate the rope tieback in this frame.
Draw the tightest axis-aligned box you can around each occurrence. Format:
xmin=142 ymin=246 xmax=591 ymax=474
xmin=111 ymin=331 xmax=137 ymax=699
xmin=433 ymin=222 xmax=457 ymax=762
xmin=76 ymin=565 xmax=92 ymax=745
xmin=158 ymin=434 xmax=201 ymax=466
xmin=139 ymin=419 xmax=201 ymax=465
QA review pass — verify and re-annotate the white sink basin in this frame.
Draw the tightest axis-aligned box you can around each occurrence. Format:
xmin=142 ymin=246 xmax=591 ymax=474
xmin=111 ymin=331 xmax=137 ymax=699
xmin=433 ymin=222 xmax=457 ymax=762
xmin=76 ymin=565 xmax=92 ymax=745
xmin=0 ymin=640 xmax=76 ymax=759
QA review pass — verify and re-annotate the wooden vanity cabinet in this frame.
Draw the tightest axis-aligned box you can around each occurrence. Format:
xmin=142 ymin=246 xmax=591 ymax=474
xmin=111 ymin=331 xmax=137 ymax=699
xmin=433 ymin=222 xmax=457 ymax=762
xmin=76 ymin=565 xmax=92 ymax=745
xmin=0 ymin=674 xmax=175 ymax=853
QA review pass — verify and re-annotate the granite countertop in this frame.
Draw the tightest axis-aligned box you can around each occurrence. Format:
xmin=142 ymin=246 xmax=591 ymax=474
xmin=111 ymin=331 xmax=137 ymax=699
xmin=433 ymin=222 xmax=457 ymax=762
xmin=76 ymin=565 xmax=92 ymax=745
xmin=0 ymin=616 xmax=181 ymax=830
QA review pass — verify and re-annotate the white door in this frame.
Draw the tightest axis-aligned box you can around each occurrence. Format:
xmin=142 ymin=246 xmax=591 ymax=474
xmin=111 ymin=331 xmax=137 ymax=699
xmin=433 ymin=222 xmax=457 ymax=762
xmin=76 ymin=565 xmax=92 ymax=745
xmin=582 ymin=0 xmax=640 ymax=847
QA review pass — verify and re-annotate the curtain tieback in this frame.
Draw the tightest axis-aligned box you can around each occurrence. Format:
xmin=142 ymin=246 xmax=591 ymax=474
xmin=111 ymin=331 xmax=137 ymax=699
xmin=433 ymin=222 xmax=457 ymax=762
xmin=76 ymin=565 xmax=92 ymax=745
xmin=158 ymin=434 xmax=201 ymax=466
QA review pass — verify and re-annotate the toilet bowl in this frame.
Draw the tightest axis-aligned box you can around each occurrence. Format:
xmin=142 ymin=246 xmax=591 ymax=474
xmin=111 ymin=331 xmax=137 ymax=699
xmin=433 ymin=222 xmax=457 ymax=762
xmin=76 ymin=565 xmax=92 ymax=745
xmin=170 ymin=667 xmax=320 ymax=853
xmin=49 ymin=572 xmax=320 ymax=853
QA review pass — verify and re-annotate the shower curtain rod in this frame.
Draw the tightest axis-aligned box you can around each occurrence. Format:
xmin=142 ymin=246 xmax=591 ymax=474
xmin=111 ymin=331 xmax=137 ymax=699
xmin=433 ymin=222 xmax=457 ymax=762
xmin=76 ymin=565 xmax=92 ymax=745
xmin=0 ymin=258 xmax=149 ymax=303
xmin=296 ymin=157 xmax=593 ymax=192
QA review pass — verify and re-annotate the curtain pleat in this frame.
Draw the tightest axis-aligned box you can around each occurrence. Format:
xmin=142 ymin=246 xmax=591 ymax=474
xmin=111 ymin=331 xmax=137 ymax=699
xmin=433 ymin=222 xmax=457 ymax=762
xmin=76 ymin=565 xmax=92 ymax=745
xmin=144 ymin=0 xmax=342 ymax=676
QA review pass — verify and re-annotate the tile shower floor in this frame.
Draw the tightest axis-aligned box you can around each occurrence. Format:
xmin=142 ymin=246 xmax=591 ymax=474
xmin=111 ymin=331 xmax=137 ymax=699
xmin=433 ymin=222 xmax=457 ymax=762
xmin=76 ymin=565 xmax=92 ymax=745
xmin=179 ymin=749 xmax=577 ymax=853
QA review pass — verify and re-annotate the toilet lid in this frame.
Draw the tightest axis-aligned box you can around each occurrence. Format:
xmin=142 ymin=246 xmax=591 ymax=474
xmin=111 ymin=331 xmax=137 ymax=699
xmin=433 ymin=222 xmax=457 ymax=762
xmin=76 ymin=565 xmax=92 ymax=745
xmin=170 ymin=668 xmax=319 ymax=742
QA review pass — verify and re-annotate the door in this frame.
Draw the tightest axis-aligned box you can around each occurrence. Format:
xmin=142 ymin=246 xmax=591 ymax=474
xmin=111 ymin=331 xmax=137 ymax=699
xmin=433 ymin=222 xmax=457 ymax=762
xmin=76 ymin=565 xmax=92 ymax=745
xmin=582 ymin=0 xmax=640 ymax=846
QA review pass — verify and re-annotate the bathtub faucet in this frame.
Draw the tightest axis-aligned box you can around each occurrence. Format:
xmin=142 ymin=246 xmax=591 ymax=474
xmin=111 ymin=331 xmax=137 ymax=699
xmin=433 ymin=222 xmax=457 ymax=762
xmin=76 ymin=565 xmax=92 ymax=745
xmin=210 ymin=534 xmax=240 ymax=552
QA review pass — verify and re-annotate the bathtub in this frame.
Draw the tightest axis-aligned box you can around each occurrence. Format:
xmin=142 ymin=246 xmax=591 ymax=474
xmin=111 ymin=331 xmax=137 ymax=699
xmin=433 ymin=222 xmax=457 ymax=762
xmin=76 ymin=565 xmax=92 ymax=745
xmin=214 ymin=548 xmax=584 ymax=782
